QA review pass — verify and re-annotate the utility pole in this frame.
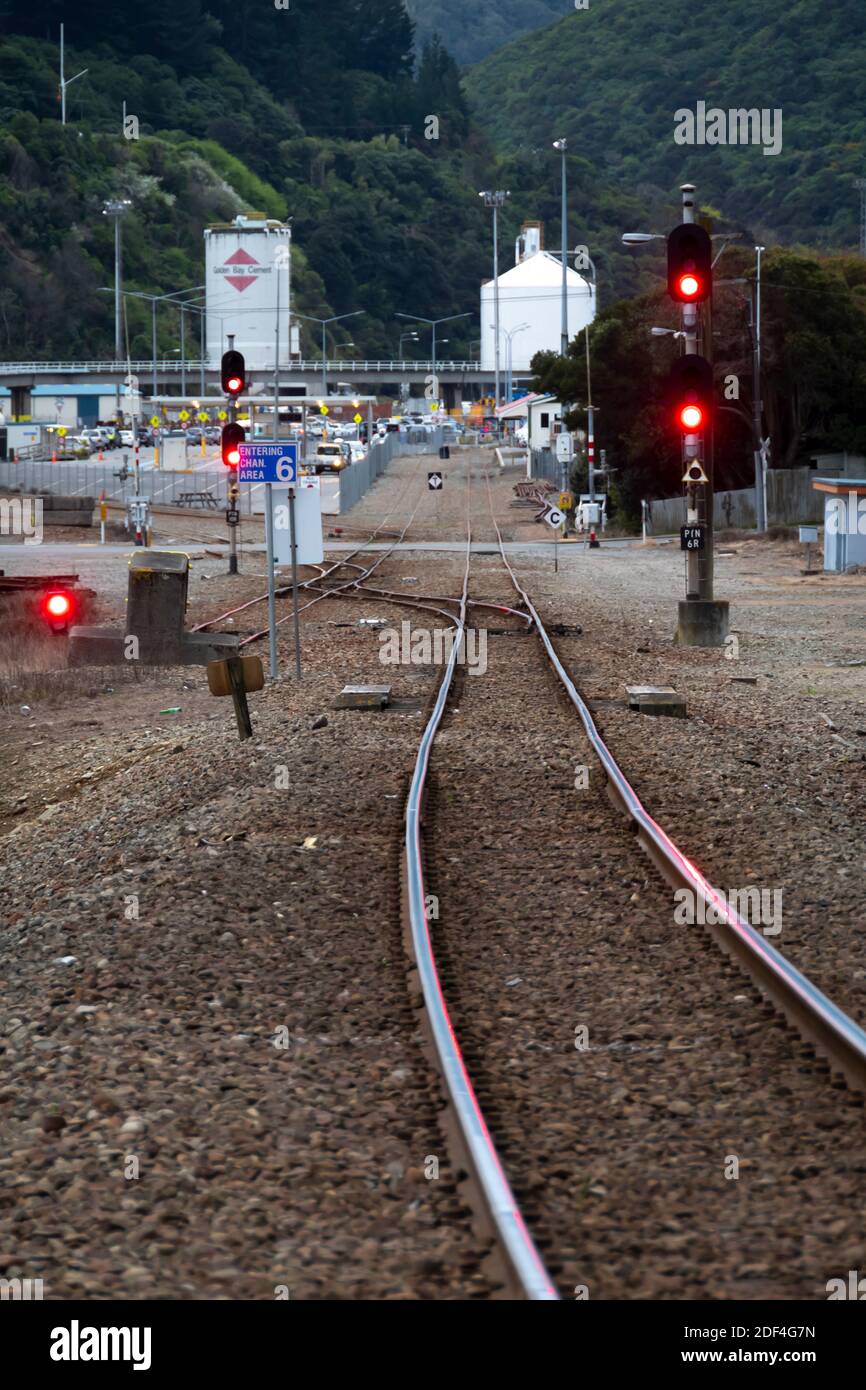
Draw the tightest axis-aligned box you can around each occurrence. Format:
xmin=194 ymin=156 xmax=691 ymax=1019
xmin=59 ymin=24 xmax=88 ymax=127
xmin=480 ymin=190 xmax=510 ymax=413
xmin=103 ymin=199 xmax=131 ymax=422
xmin=553 ymin=140 xmax=569 ymax=354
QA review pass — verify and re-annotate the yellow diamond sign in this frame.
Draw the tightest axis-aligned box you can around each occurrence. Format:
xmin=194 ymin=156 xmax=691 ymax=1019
xmin=150 ymin=415 xmax=160 ymax=427
xmin=353 ymin=413 xmax=363 ymax=425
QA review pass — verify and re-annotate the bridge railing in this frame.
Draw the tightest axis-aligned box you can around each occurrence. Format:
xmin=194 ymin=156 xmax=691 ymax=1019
xmin=0 ymin=359 xmax=484 ymax=376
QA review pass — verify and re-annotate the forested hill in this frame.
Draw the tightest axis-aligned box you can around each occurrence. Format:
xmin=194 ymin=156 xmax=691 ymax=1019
xmin=465 ymin=0 xmax=866 ymax=250
xmin=0 ymin=0 xmax=489 ymax=359
xmin=405 ymin=0 xmax=572 ymax=66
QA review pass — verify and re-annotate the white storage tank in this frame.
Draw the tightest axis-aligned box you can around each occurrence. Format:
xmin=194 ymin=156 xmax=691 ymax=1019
xmin=204 ymin=215 xmax=292 ymax=372
xmin=481 ymin=244 xmax=595 ymax=375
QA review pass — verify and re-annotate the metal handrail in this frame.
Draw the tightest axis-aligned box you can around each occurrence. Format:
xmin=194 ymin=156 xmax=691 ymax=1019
xmin=0 ymin=359 xmax=484 ymax=375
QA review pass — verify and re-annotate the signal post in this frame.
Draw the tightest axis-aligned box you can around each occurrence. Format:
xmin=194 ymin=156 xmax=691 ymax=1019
xmin=667 ymin=184 xmax=729 ymax=647
xmin=221 ymin=342 xmax=246 ymax=575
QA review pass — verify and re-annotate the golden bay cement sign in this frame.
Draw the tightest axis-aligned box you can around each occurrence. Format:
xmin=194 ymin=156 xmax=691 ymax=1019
xmin=214 ymin=248 xmax=273 ymax=293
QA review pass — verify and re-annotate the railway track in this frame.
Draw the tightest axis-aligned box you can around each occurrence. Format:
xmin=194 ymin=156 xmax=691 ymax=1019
xmin=380 ymin=459 xmax=866 ymax=1299
xmin=187 ymin=447 xmax=866 ymax=1297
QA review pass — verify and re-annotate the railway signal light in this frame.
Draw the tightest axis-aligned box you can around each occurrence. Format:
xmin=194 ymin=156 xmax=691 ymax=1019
xmin=667 ymin=223 xmax=712 ymax=304
xmin=668 ymin=354 xmax=714 ymax=434
xmin=41 ymin=590 xmax=75 ymax=631
xmin=221 ymin=422 xmax=245 ymax=468
xmin=221 ymin=349 xmax=246 ymax=398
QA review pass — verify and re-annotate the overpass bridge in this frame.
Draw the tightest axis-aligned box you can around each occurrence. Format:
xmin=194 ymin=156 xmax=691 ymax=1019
xmin=0 ymin=358 xmax=508 ymax=417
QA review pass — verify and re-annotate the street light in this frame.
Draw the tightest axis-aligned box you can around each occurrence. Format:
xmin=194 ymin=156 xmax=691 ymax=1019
xmin=553 ymin=139 xmax=568 ymax=354
xmin=396 ymin=311 xmax=471 ymax=379
xmin=293 ymin=310 xmax=366 ymax=396
xmin=100 ymin=284 xmax=204 ymax=396
xmin=491 ymin=322 xmax=529 ymax=406
xmin=398 ymin=330 xmax=420 ymax=358
xmin=621 ymin=232 xmax=665 ymax=244
xmin=479 ymin=190 xmax=510 ymax=410
xmin=102 ymin=199 xmax=132 ymax=365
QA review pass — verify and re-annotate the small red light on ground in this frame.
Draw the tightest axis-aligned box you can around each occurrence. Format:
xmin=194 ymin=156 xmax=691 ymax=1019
xmin=46 ymin=592 xmax=72 ymax=618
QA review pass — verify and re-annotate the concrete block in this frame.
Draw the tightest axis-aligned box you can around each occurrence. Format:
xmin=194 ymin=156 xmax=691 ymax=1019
xmin=68 ymin=625 xmax=241 ymax=668
xmin=675 ymin=599 xmax=730 ymax=648
xmin=626 ymin=685 xmax=687 ymax=718
xmin=126 ymin=551 xmax=189 ymax=646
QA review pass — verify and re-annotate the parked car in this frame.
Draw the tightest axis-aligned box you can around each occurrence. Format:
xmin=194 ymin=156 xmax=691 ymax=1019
xmin=313 ymin=442 xmax=348 ymax=473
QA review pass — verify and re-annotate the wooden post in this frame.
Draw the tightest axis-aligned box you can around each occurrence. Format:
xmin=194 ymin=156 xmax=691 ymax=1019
xmin=226 ymin=655 xmax=253 ymax=740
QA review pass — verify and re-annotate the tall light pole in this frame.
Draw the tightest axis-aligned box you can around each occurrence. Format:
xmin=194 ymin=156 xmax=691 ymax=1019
xmin=396 ymin=311 xmax=471 ymax=381
xmin=480 ymin=190 xmax=510 ymax=412
xmin=102 ymin=200 xmax=132 ymax=365
xmin=59 ymin=24 xmax=88 ymax=126
xmin=553 ymin=140 xmax=569 ymax=354
xmin=398 ymin=330 xmax=419 ymax=357
xmin=99 ymin=283 xmax=204 ymax=397
xmin=293 ymin=310 xmax=366 ymax=397
xmin=491 ymin=322 xmax=529 ymax=405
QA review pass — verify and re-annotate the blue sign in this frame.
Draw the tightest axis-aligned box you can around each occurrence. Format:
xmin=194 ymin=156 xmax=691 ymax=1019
xmin=238 ymin=440 xmax=298 ymax=484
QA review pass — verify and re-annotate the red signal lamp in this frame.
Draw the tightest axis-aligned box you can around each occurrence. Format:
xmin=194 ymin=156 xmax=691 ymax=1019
xmin=226 ymin=375 xmax=242 ymax=394
xmin=677 ymin=271 xmax=701 ymax=300
xmin=679 ymin=401 xmax=704 ymax=431
xmin=41 ymin=590 xmax=76 ymax=631
xmin=221 ymin=421 xmax=246 ymax=468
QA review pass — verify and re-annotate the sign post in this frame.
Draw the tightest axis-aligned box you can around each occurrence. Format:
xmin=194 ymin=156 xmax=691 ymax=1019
xmin=239 ymin=441 xmax=300 ymax=681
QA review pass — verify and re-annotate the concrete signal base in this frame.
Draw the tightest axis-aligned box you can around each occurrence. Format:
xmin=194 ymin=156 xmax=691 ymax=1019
xmin=68 ymin=550 xmax=241 ymax=667
xmin=675 ymin=599 xmax=730 ymax=648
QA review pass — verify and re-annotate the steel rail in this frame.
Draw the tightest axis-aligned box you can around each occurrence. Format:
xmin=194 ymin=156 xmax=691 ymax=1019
xmin=402 ymin=487 xmax=559 ymax=1303
xmin=483 ymin=474 xmax=866 ymax=1093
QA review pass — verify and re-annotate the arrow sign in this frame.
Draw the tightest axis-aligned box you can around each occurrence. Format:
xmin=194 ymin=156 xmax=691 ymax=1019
xmin=427 ymin=472 xmax=443 ymax=490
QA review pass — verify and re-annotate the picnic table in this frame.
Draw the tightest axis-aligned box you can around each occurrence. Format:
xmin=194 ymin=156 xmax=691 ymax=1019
xmin=177 ymin=490 xmax=219 ymax=509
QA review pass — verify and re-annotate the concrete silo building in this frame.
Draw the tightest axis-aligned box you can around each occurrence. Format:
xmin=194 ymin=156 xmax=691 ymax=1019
xmin=480 ymin=222 xmax=596 ymax=385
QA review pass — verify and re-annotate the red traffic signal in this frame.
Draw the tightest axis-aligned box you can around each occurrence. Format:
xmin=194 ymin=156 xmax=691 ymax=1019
xmin=667 ymin=224 xmax=712 ymax=303
xmin=221 ymin=421 xmax=246 ymax=468
xmin=668 ymin=354 xmax=714 ymax=434
xmin=40 ymin=589 xmax=76 ymax=631
xmin=221 ymin=349 xmax=246 ymax=398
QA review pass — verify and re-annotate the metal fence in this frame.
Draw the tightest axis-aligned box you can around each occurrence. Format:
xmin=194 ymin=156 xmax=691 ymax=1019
xmin=1 ymin=428 xmax=448 ymax=519
xmin=531 ymin=448 xmax=568 ymax=488
xmin=338 ymin=429 xmax=445 ymax=513
xmin=0 ymin=460 xmax=234 ymax=510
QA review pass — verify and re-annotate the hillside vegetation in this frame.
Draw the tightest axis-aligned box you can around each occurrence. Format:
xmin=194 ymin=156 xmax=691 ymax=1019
xmin=405 ymin=0 xmax=572 ymax=66
xmin=466 ymin=0 xmax=866 ymax=250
